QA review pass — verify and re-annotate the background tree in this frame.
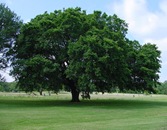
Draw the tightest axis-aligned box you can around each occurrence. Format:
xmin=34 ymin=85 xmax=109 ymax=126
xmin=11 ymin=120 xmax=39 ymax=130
xmin=125 ymin=41 xmax=161 ymax=93
xmin=157 ymin=81 xmax=167 ymax=94
xmin=11 ymin=8 xmax=161 ymax=101
xmin=0 ymin=81 xmax=17 ymax=92
xmin=0 ymin=3 xmax=22 ymax=81
xmin=135 ymin=43 xmax=161 ymax=93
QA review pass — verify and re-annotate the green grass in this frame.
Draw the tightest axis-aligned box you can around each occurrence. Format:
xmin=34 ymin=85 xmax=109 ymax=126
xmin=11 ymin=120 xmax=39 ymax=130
xmin=0 ymin=92 xmax=167 ymax=130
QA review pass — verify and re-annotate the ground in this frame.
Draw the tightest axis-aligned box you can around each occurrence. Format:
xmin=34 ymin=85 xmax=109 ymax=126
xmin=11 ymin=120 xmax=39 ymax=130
xmin=0 ymin=92 xmax=167 ymax=130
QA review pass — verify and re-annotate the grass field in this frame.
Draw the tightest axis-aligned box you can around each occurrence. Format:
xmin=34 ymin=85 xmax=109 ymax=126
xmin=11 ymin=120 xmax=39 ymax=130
xmin=0 ymin=92 xmax=167 ymax=130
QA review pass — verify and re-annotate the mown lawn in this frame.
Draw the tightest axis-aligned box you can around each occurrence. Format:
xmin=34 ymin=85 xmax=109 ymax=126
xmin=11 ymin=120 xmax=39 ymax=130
xmin=0 ymin=92 xmax=167 ymax=130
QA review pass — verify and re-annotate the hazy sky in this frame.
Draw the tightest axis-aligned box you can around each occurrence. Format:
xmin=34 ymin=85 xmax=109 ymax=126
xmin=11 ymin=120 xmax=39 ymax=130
xmin=1 ymin=0 xmax=167 ymax=82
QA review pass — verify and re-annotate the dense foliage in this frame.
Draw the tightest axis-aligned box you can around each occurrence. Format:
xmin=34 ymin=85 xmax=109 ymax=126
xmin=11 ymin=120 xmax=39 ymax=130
xmin=157 ymin=81 xmax=167 ymax=94
xmin=0 ymin=81 xmax=17 ymax=92
xmin=0 ymin=3 xmax=22 ymax=81
xmin=10 ymin=8 xmax=161 ymax=101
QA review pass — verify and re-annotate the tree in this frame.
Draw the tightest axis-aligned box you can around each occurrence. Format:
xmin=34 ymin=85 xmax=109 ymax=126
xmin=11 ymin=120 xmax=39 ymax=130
xmin=0 ymin=81 xmax=17 ymax=92
xmin=135 ymin=43 xmax=161 ymax=93
xmin=0 ymin=3 xmax=22 ymax=81
xmin=157 ymin=81 xmax=167 ymax=94
xmin=125 ymin=41 xmax=161 ymax=93
xmin=11 ymin=8 xmax=161 ymax=101
xmin=66 ymin=14 xmax=130 ymax=93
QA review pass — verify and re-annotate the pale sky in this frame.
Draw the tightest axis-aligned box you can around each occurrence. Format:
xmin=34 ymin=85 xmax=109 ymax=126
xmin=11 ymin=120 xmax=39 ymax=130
xmin=1 ymin=0 xmax=167 ymax=82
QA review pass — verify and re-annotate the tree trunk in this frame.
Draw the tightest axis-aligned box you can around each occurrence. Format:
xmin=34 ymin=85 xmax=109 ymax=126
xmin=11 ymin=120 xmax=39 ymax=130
xmin=39 ymin=88 xmax=43 ymax=96
xmin=68 ymin=80 xmax=80 ymax=102
xmin=71 ymin=87 xmax=80 ymax=102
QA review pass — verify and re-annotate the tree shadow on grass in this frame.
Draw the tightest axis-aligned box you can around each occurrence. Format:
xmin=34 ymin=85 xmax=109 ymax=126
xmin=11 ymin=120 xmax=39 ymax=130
xmin=0 ymin=97 xmax=167 ymax=110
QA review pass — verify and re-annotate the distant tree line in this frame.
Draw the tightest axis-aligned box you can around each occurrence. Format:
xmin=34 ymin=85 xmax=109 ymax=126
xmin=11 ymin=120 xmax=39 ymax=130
xmin=1 ymin=81 xmax=167 ymax=96
xmin=156 ymin=81 xmax=167 ymax=95
xmin=0 ymin=81 xmax=18 ymax=92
